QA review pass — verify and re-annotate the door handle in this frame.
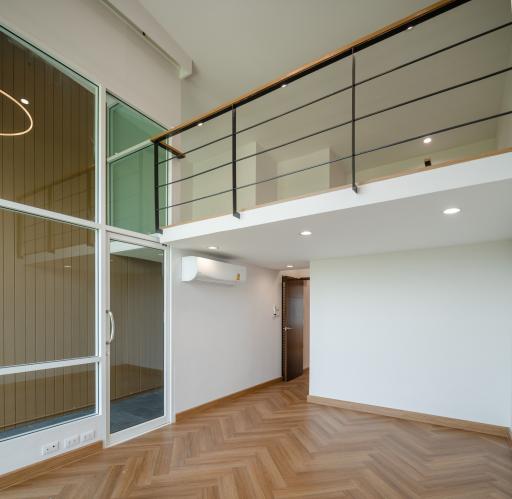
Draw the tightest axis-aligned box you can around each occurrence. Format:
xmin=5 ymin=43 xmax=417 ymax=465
xmin=283 ymin=326 xmax=293 ymax=331
xmin=106 ymin=310 xmax=115 ymax=344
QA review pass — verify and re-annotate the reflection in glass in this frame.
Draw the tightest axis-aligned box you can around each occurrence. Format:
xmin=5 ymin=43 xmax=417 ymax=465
xmin=0 ymin=364 xmax=96 ymax=441
xmin=0 ymin=27 xmax=97 ymax=220
xmin=109 ymin=241 xmax=164 ymax=433
xmin=107 ymin=95 xmax=167 ymax=234
xmin=0 ymin=208 xmax=95 ymax=368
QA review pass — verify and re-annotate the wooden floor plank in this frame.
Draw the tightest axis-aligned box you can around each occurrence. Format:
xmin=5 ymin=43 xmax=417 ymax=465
xmin=1 ymin=373 xmax=511 ymax=498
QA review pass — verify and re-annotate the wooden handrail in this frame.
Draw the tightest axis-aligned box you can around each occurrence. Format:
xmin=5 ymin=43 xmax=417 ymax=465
xmin=159 ymin=142 xmax=186 ymax=158
xmin=151 ymin=0 xmax=468 ymax=143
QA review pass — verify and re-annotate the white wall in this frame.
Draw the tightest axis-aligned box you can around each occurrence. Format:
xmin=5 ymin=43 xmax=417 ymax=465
xmin=497 ymin=46 xmax=512 ymax=149
xmin=172 ymin=249 xmax=281 ymax=413
xmin=277 ymin=148 xmax=331 ymax=200
xmin=310 ymin=241 xmax=512 ymax=427
xmin=0 ymin=0 xmax=181 ymax=126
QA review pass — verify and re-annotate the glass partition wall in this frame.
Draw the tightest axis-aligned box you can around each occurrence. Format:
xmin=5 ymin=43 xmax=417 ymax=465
xmin=107 ymin=95 xmax=168 ymax=234
xmin=0 ymin=22 xmax=170 ymax=456
xmin=0 ymin=26 xmax=99 ymax=442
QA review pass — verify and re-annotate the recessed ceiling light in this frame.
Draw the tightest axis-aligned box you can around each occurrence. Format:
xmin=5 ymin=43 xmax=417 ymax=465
xmin=300 ymin=230 xmax=312 ymax=236
xmin=20 ymin=98 xmax=29 ymax=105
xmin=207 ymin=245 xmax=219 ymax=250
xmin=197 ymin=122 xmax=203 ymax=127
xmin=286 ymin=264 xmax=294 ymax=268
xmin=423 ymin=137 xmax=432 ymax=144
xmin=64 ymin=265 xmax=72 ymax=269
xmin=281 ymin=83 xmax=287 ymax=88
xmin=443 ymin=207 xmax=460 ymax=215
xmin=407 ymin=25 xmax=413 ymax=30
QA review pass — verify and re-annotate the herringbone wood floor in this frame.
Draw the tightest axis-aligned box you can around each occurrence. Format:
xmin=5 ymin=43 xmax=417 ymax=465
xmin=3 ymin=374 xmax=512 ymax=498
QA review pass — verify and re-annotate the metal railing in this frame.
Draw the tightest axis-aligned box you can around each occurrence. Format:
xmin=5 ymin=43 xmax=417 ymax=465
xmin=152 ymin=0 xmax=512 ymax=231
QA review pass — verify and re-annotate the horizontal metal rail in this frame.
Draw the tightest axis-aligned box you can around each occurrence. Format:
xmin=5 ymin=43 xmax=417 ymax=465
xmin=357 ymin=20 xmax=512 ymax=86
xmin=152 ymin=0 xmax=471 ymax=142
xmin=161 ymin=187 xmax=232 ymax=210
xmin=159 ymin=109 xmax=512 ymax=210
xmin=357 ymin=66 xmax=512 ymax=122
xmin=237 ymin=110 xmax=512 ymax=191
xmin=158 ymin=65 xmax=511 ymax=188
xmin=157 ymin=20 xmax=512 ymax=164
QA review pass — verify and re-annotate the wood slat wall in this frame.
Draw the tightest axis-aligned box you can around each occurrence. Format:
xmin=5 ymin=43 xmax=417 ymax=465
xmin=0 ymin=217 xmax=164 ymax=431
xmin=0 ymin=212 xmax=95 ymax=431
xmin=0 ymin=29 xmax=98 ymax=432
xmin=110 ymin=255 xmax=164 ymax=400
xmin=0 ymin=30 xmax=95 ymax=220
xmin=0 ymin=28 xmax=164 ymax=434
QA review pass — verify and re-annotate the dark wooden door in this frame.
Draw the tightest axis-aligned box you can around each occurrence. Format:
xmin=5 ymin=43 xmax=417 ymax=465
xmin=282 ymin=278 xmax=304 ymax=381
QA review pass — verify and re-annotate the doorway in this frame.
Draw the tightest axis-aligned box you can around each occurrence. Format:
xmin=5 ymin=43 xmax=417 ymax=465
xmin=282 ymin=276 xmax=310 ymax=382
xmin=106 ymin=233 xmax=169 ymax=445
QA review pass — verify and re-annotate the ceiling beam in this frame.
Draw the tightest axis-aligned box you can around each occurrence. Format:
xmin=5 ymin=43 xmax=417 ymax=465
xmin=100 ymin=0 xmax=193 ymax=79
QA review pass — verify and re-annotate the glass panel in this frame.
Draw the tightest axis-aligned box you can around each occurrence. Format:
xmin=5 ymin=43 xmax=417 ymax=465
xmin=0 ymin=27 xmax=96 ymax=220
xmin=0 ymin=208 xmax=95 ymax=367
xmin=0 ymin=363 xmax=96 ymax=441
xmin=107 ymin=95 xmax=167 ymax=234
xmin=109 ymin=241 xmax=164 ymax=434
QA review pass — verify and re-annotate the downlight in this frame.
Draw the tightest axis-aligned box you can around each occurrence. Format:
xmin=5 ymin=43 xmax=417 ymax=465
xmin=443 ymin=207 xmax=461 ymax=215
xmin=300 ymin=230 xmax=312 ymax=236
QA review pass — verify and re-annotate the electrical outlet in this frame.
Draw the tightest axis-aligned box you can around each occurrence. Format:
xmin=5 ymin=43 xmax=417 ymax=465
xmin=64 ymin=434 xmax=80 ymax=449
xmin=80 ymin=430 xmax=95 ymax=443
xmin=42 ymin=441 xmax=59 ymax=455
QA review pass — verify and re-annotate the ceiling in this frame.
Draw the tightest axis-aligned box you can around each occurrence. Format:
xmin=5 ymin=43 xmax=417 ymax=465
xmin=140 ymin=0 xmax=436 ymax=120
xmin=170 ymin=178 xmax=512 ymax=269
xmin=140 ymin=0 xmax=511 ymax=124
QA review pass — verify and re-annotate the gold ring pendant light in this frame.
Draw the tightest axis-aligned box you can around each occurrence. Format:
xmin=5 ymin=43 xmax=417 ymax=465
xmin=0 ymin=89 xmax=34 ymax=137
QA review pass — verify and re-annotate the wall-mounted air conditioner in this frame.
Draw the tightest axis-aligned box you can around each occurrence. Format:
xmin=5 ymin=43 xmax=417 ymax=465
xmin=181 ymin=256 xmax=247 ymax=285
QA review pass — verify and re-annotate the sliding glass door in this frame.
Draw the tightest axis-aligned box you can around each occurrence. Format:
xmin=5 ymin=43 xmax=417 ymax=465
xmin=106 ymin=234 xmax=167 ymax=443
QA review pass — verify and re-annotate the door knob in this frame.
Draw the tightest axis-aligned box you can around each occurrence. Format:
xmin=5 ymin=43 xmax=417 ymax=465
xmin=283 ymin=326 xmax=293 ymax=331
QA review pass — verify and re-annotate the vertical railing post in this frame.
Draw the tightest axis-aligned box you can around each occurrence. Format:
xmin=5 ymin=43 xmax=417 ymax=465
xmin=153 ymin=141 xmax=161 ymax=233
xmin=232 ymin=105 xmax=240 ymax=218
xmin=351 ymin=48 xmax=358 ymax=193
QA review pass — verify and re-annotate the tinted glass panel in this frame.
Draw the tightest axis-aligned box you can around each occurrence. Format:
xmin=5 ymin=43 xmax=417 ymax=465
xmin=109 ymin=241 xmax=164 ymax=433
xmin=107 ymin=95 xmax=167 ymax=234
xmin=0 ymin=363 xmax=96 ymax=441
xmin=0 ymin=28 xmax=96 ymax=220
xmin=0 ymin=208 xmax=95 ymax=367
